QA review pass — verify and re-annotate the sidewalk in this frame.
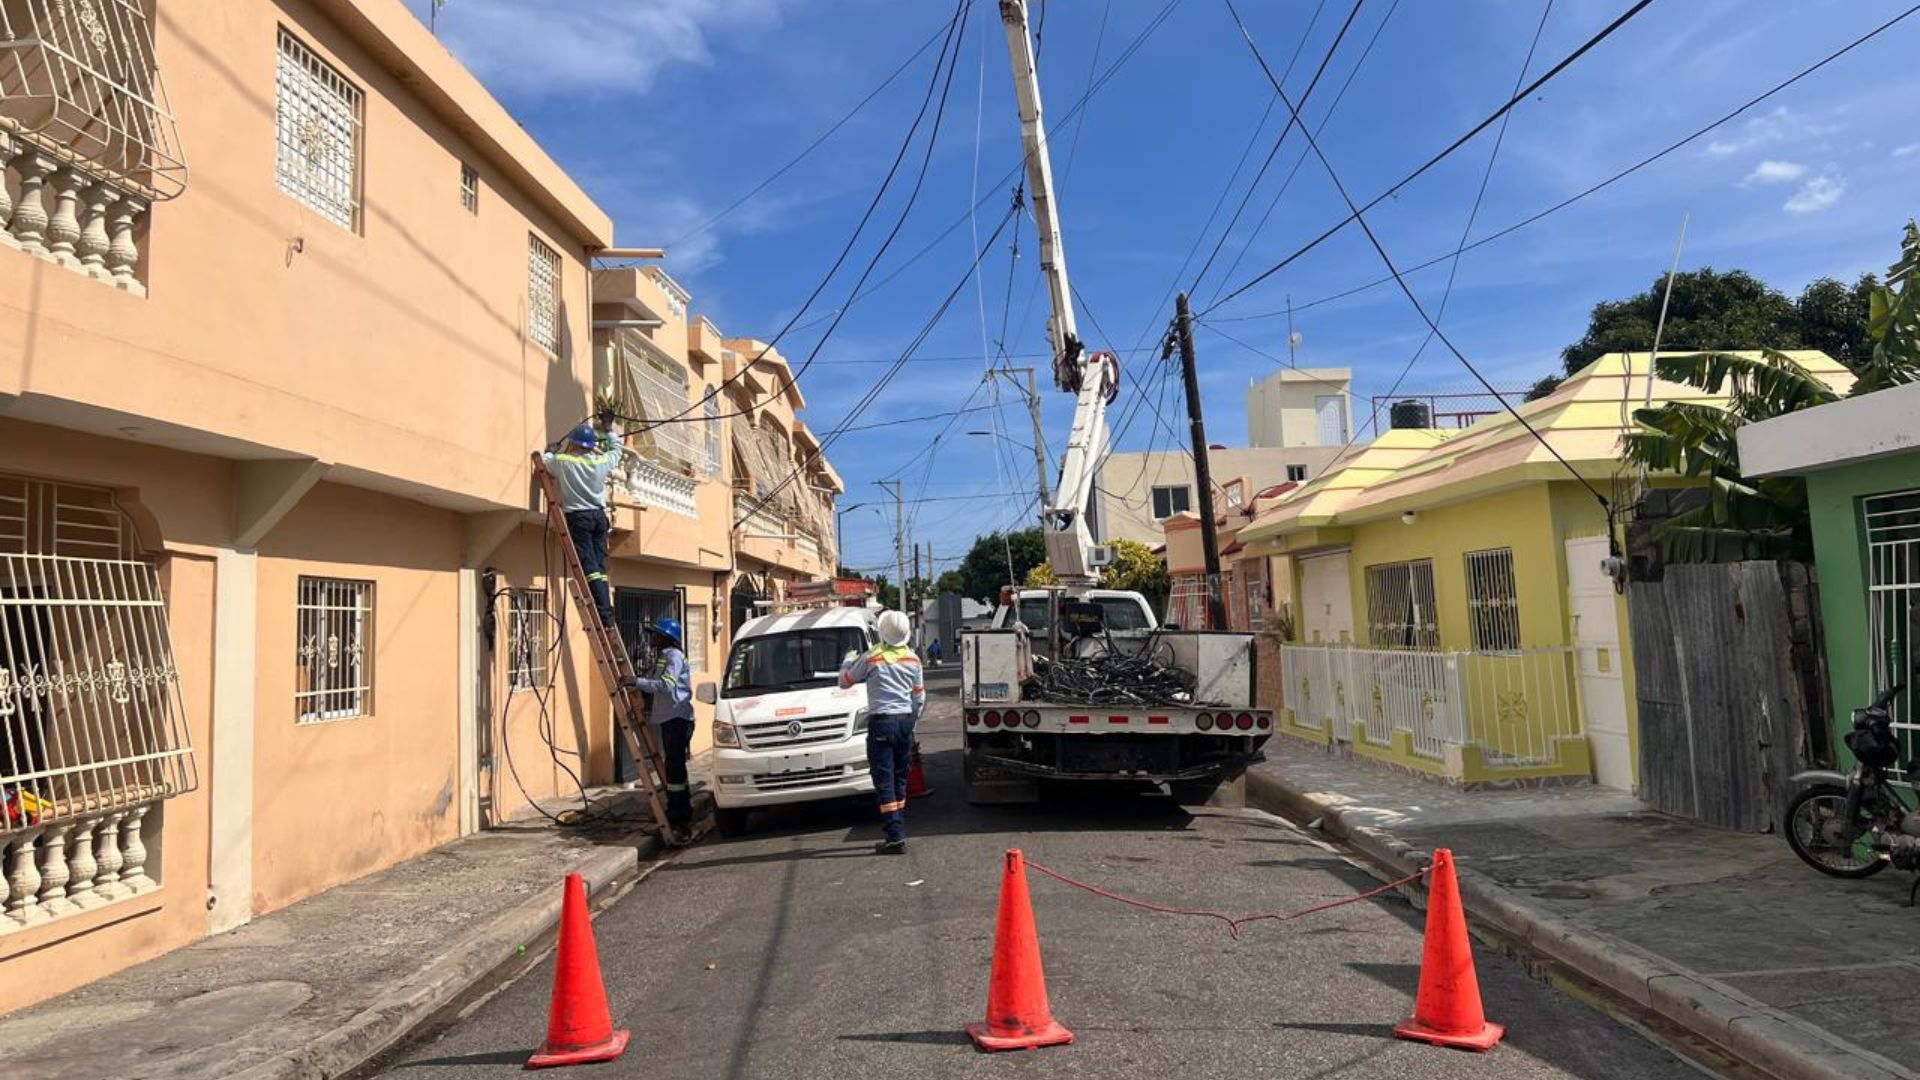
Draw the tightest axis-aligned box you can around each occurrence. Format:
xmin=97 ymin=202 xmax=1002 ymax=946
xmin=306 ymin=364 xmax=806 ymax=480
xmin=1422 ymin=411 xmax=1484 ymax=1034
xmin=1248 ymin=738 xmax=1920 ymax=1080
xmin=0 ymin=793 xmax=678 ymax=1080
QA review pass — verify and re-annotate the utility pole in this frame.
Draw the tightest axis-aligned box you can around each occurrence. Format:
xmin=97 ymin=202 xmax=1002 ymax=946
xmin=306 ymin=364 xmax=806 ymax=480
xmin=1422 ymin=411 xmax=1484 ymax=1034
xmin=988 ymin=367 xmax=1052 ymax=525
xmin=1175 ymin=293 xmax=1227 ymax=631
xmin=878 ymin=480 xmax=905 ymax=614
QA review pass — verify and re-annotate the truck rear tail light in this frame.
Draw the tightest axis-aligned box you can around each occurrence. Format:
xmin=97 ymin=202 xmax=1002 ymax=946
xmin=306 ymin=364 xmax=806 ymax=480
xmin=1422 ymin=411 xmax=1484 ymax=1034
xmin=965 ymin=711 xmax=978 ymax=727
xmin=1022 ymin=710 xmax=1041 ymax=728
xmin=1235 ymin=712 xmax=1254 ymax=731
xmin=984 ymin=710 xmax=1002 ymax=729
xmin=1257 ymin=714 xmax=1272 ymax=730
xmin=1196 ymin=713 xmax=1214 ymax=731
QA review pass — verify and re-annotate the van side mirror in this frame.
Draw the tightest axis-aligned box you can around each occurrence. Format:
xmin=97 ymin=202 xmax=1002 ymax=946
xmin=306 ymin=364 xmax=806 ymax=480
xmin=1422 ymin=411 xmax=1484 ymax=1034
xmin=1160 ymin=622 xmax=1181 ymax=632
xmin=695 ymin=682 xmax=717 ymax=705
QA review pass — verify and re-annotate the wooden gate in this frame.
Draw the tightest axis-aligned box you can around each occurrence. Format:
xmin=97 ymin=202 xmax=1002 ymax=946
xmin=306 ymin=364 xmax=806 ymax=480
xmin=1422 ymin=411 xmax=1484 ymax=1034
xmin=1627 ymin=561 xmax=1821 ymax=831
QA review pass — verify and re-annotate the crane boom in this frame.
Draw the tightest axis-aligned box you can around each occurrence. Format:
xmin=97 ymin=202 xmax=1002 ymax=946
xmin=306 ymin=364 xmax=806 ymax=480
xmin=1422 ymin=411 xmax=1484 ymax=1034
xmin=1000 ymin=0 xmax=1118 ymax=586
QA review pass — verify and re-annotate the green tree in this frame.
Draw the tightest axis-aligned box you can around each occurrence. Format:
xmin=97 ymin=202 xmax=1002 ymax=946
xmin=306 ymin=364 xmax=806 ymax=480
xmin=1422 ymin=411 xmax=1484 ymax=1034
xmin=933 ymin=569 xmax=966 ymax=596
xmin=1023 ymin=539 xmax=1170 ymax=608
xmin=1796 ymin=273 xmax=1878 ymax=363
xmin=954 ymin=528 xmax=1048 ymax=603
xmin=1623 ymin=221 xmax=1920 ymax=562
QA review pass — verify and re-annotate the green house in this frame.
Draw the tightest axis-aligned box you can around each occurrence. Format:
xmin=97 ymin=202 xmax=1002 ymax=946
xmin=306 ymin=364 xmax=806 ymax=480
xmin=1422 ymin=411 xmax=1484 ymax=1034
xmin=1738 ymin=380 xmax=1920 ymax=758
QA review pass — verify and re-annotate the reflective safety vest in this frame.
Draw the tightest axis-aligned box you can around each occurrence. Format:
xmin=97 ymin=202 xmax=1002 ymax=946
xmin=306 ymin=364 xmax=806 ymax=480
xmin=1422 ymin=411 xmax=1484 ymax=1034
xmin=840 ymin=644 xmax=925 ymax=719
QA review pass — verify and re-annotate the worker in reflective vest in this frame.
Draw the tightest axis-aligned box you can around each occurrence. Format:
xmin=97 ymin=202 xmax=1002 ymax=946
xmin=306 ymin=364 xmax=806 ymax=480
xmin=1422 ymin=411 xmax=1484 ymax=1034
xmin=541 ymin=418 xmax=625 ymax=630
xmin=634 ymin=618 xmax=695 ymax=843
xmin=840 ymin=610 xmax=924 ymax=855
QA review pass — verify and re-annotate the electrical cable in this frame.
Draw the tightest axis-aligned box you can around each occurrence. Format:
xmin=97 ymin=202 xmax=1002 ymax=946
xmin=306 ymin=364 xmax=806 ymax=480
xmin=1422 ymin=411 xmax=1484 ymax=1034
xmin=1200 ymin=0 xmax=1658 ymax=317
xmin=1222 ymin=0 xmax=1609 ymax=511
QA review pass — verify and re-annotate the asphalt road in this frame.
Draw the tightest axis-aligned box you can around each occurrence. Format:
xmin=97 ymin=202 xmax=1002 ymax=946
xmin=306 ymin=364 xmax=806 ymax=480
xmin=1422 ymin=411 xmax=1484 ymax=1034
xmin=378 ymin=672 xmax=1705 ymax=1079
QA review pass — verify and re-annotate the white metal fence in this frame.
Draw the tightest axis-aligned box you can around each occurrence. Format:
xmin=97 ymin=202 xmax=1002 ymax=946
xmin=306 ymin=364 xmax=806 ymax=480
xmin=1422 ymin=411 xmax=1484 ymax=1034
xmin=1280 ymin=643 xmax=1581 ymax=766
xmin=1866 ymin=489 xmax=1920 ymax=780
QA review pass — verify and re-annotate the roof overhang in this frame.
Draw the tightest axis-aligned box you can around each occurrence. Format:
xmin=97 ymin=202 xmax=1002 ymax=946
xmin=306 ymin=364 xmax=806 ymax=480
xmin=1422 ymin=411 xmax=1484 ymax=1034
xmin=1738 ymin=380 xmax=1920 ymax=477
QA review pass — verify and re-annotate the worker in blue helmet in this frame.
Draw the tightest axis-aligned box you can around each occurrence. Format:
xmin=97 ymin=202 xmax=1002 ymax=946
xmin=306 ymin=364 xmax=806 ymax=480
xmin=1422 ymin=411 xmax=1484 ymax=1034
xmin=542 ymin=416 xmax=627 ymax=630
xmin=632 ymin=617 xmax=695 ymax=842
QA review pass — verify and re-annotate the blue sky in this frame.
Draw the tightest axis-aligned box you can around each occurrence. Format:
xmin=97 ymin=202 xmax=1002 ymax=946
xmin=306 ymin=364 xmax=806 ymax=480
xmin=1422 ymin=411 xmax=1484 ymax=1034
xmin=416 ymin=0 xmax=1920 ymax=577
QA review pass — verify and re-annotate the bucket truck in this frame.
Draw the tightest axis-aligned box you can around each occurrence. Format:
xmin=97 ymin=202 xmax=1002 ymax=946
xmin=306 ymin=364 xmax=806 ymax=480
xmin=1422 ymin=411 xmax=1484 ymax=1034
xmin=958 ymin=0 xmax=1270 ymax=805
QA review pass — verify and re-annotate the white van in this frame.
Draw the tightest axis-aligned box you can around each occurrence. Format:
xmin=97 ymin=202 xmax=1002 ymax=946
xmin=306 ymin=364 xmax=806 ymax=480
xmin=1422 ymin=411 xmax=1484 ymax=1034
xmin=695 ymin=605 xmax=879 ymax=836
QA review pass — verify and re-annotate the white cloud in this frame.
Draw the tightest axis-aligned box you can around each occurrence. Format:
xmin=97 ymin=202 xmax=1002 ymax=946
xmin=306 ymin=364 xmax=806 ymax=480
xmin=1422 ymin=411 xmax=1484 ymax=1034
xmin=1706 ymin=106 xmax=1838 ymax=156
xmin=1783 ymin=173 xmax=1845 ymax=215
xmin=1895 ymin=143 xmax=1920 ymax=158
xmin=431 ymin=0 xmax=789 ymax=97
xmin=1742 ymin=159 xmax=1806 ymax=185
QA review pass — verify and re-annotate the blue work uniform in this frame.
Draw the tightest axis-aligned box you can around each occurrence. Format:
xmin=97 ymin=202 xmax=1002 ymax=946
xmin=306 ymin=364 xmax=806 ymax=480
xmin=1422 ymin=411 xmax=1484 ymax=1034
xmin=542 ymin=430 xmax=622 ymax=628
xmin=841 ymin=644 xmax=925 ymax=844
xmin=635 ymin=645 xmax=695 ymax=827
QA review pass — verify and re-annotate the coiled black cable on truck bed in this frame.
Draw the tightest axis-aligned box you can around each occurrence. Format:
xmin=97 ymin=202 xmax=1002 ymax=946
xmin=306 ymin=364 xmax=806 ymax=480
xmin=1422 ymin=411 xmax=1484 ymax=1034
xmin=1022 ymin=632 xmax=1224 ymax=709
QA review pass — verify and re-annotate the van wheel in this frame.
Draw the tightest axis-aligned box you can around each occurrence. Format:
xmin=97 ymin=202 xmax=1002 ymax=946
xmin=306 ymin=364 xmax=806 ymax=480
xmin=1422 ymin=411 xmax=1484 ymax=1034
xmin=714 ymin=807 xmax=751 ymax=838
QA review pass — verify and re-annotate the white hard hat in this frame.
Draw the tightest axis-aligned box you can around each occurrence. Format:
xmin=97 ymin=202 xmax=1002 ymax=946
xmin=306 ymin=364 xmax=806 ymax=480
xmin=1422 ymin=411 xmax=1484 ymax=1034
xmin=877 ymin=610 xmax=911 ymax=647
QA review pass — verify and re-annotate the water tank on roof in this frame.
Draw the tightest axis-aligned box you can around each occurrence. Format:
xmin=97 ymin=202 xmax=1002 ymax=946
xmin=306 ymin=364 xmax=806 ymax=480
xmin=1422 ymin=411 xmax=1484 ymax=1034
xmin=1390 ymin=400 xmax=1432 ymax=430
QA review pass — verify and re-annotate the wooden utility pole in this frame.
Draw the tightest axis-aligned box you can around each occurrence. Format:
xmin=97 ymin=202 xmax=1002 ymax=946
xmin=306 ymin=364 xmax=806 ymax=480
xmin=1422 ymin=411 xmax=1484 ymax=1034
xmin=988 ymin=367 xmax=1052 ymax=525
xmin=1175 ymin=293 xmax=1227 ymax=631
xmin=878 ymin=480 xmax=905 ymax=613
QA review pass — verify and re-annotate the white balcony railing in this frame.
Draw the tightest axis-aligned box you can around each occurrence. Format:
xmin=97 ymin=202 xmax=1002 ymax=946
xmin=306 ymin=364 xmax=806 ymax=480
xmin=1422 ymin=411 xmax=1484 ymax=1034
xmin=612 ymin=457 xmax=698 ymax=519
xmin=1280 ymin=643 xmax=1581 ymax=766
xmin=3 ymin=799 xmax=158 ymax=931
xmin=0 ymin=132 xmax=152 ymax=292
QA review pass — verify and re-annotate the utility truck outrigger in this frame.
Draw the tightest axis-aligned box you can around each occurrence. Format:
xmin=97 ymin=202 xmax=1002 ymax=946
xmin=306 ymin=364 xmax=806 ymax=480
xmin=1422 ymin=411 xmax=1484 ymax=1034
xmin=959 ymin=0 xmax=1270 ymax=804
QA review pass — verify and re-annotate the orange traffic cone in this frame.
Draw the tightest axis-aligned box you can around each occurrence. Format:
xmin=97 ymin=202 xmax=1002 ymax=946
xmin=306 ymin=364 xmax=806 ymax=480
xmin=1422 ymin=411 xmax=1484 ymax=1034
xmin=526 ymin=873 xmax=632 ymax=1069
xmin=1394 ymin=848 xmax=1504 ymax=1052
xmin=967 ymin=849 xmax=1074 ymax=1052
xmin=907 ymin=741 xmax=932 ymax=799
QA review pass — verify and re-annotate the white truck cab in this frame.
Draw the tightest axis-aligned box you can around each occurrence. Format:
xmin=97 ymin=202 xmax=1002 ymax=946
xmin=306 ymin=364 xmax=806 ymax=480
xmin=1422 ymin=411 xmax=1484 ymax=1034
xmin=695 ymin=605 xmax=878 ymax=836
xmin=991 ymin=588 xmax=1158 ymax=635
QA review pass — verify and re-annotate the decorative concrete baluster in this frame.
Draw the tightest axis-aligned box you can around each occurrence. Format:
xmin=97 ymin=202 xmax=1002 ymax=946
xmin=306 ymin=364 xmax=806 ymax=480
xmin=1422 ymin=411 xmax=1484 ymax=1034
xmin=107 ymin=194 xmax=145 ymax=291
xmin=35 ymin=823 xmax=77 ymax=918
xmin=5 ymin=827 xmax=47 ymax=927
xmin=93 ymin=811 xmax=127 ymax=901
xmin=9 ymin=151 xmax=54 ymax=253
xmin=77 ymin=181 xmax=114 ymax=278
xmin=119 ymin=805 xmax=153 ymax=894
xmin=0 ymin=133 xmax=16 ymax=250
xmin=46 ymin=165 xmax=86 ymax=264
xmin=67 ymin=816 xmax=101 ymax=909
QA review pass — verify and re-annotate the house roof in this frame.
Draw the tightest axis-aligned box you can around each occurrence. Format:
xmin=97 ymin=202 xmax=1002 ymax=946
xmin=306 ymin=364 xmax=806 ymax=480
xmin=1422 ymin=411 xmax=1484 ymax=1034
xmin=1739 ymin=377 xmax=1920 ymax=477
xmin=1241 ymin=350 xmax=1852 ymax=550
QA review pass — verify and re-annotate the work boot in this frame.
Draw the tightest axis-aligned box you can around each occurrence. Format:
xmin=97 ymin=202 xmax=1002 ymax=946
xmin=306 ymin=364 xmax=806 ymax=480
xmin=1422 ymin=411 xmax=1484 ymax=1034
xmin=874 ymin=839 xmax=907 ymax=856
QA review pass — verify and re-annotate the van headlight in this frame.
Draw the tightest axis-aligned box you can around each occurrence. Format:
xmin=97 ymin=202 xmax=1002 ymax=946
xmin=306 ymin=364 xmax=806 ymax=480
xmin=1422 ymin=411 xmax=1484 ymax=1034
xmin=853 ymin=711 xmax=870 ymax=734
xmin=713 ymin=719 xmax=740 ymax=748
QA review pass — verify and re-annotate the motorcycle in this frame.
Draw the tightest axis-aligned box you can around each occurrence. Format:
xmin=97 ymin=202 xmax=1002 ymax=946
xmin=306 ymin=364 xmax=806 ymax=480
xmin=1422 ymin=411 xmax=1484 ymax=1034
xmin=1785 ymin=677 xmax=1920 ymax=899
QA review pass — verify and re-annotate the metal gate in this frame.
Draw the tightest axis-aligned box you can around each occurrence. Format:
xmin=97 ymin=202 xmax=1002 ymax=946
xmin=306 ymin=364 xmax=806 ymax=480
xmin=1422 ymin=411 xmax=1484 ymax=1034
xmin=1867 ymin=490 xmax=1920 ymax=780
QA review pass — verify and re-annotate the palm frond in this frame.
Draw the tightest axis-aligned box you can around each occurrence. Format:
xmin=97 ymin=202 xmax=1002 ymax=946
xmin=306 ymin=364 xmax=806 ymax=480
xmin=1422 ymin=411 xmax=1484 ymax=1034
xmin=1653 ymin=349 xmax=1839 ymax=417
xmin=1622 ymin=403 xmax=1741 ymax=477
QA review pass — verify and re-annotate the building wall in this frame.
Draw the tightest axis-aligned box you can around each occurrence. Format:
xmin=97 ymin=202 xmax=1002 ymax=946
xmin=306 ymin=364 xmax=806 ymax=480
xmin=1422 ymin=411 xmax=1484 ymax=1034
xmin=1099 ymin=447 xmax=1342 ymax=546
xmin=1247 ymin=369 xmax=1352 ymax=449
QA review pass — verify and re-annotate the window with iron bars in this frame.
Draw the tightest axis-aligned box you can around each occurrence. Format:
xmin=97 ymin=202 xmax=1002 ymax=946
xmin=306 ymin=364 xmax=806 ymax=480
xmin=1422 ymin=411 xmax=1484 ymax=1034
xmin=1243 ymin=559 xmax=1269 ymax=630
xmin=275 ymin=28 xmax=362 ymax=231
xmin=506 ymin=588 xmax=547 ymax=692
xmin=295 ymin=577 xmax=373 ymax=723
xmin=528 ymin=233 xmax=561 ymax=353
xmin=704 ymin=397 xmax=723 ymax=478
xmin=684 ymin=604 xmax=708 ymax=675
xmin=611 ymin=328 xmax=699 ymax=468
xmin=1364 ymin=559 xmax=1438 ymax=649
xmin=460 ymin=162 xmax=479 ymax=214
xmin=1465 ymin=547 xmax=1521 ymax=652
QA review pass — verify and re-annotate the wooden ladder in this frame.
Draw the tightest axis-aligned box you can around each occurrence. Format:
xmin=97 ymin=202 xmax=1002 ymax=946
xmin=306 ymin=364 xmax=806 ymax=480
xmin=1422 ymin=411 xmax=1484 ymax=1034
xmin=531 ymin=453 xmax=675 ymax=837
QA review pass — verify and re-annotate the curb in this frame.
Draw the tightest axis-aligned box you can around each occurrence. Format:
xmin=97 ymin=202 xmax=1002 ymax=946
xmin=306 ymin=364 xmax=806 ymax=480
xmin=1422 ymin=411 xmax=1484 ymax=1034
xmin=229 ymin=835 xmax=665 ymax=1080
xmin=1245 ymin=769 xmax=1917 ymax=1080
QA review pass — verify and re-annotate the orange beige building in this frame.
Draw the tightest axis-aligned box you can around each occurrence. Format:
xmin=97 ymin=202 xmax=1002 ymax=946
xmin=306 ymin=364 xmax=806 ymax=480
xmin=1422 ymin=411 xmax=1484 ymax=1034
xmin=0 ymin=0 xmax=836 ymax=1013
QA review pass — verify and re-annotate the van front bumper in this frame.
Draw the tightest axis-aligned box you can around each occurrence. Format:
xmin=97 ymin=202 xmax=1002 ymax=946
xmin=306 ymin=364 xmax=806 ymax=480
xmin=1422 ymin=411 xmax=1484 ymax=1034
xmin=709 ymin=740 xmax=875 ymax=808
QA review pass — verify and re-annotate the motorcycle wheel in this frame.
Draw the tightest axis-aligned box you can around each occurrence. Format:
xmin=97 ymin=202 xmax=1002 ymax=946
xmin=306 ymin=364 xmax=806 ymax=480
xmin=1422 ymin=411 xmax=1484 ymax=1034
xmin=1785 ymin=783 xmax=1887 ymax=879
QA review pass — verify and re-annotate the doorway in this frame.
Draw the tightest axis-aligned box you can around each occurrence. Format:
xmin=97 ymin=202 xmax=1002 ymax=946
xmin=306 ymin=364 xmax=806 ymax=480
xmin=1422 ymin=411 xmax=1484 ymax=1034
xmin=1565 ymin=535 xmax=1632 ymax=790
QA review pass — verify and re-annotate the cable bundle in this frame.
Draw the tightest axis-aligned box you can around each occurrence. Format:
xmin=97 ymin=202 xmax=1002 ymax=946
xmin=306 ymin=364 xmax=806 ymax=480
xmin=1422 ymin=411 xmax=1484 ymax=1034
xmin=1022 ymin=636 xmax=1221 ymax=709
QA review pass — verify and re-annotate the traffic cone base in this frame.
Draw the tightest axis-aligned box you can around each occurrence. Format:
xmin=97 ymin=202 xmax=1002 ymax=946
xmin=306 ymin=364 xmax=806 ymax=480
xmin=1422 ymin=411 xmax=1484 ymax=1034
xmin=1395 ymin=848 xmax=1503 ymax=1053
xmin=525 ymin=1029 xmax=632 ymax=1070
xmin=966 ymin=1018 xmax=1074 ymax=1052
xmin=906 ymin=753 xmax=932 ymax=799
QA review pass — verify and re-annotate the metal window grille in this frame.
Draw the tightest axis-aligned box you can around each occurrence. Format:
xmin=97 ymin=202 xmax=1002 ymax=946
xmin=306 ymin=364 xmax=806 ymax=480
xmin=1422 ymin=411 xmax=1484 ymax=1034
xmin=0 ymin=553 xmax=198 ymax=829
xmin=609 ymin=328 xmax=699 ymax=467
xmin=0 ymin=474 xmax=135 ymax=558
xmin=1365 ymin=559 xmax=1438 ymax=649
xmin=1867 ymin=489 xmax=1920 ymax=780
xmin=528 ymin=233 xmax=561 ymax=353
xmin=684 ymin=604 xmax=708 ymax=675
xmin=460 ymin=162 xmax=479 ymax=213
xmin=1465 ymin=548 xmax=1521 ymax=652
xmin=295 ymin=577 xmax=372 ymax=723
xmin=703 ymin=397 xmax=723 ymax=478
xmin=0 ymin=0 xmax=188 ymax=200
xmin=506 ymin=588 xmax=546 ymax=692
xmin=617 ymin=588 xmax=683 ymax=670
xmin=1243 ymin=560 xmax=1268 ymax=630
xmin=275 ymin=28 xmax=361 ymax=231
xmin=1151 ymin=485 xmax=1191 ymax=519
xmin=1168 ymin=573 xmax=1207 ymax=631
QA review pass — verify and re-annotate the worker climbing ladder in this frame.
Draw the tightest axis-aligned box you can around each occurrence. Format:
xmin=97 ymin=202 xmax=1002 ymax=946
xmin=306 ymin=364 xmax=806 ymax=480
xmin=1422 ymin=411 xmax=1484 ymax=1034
xmin=530 ymin=453 xmax=676 ymax=838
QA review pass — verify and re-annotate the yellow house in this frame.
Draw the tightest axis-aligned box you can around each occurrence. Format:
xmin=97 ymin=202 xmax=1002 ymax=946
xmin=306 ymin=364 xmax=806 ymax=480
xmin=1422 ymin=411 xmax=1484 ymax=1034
xmin=1242 ymin=351 xmax=1851 ymax=790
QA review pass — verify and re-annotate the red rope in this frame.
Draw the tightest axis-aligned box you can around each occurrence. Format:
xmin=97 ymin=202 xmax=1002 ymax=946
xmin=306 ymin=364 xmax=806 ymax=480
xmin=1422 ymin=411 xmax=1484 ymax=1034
xmin=1024 ymin=859 xmax=1430 ymax=941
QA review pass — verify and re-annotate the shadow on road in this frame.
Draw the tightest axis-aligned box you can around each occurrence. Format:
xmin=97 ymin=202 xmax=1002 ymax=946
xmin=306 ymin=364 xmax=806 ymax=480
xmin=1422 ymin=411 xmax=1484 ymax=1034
xmin=836 ymin=1030 xmax=974 ymax=1046
xmin=389 ymin=1048 xmax=530 ymax=1069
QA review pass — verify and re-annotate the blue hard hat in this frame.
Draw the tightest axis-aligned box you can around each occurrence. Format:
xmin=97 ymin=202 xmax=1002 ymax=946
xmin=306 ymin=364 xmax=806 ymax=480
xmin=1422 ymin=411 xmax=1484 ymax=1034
xmin=568 ymin=422 xmax=598 ymax=447
xmin=649 ymin=618 xmax=683 ymax=647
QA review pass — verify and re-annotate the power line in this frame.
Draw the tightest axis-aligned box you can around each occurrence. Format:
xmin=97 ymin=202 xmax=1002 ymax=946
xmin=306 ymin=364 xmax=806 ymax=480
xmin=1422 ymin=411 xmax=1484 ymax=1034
xmin=1201 ymin=0 xmax=1658 ymax=316
xmin=1222 ymin=0 xmax=1609 ymax=511
xmin=1212 ymin=1 xmax=1920 ymax=325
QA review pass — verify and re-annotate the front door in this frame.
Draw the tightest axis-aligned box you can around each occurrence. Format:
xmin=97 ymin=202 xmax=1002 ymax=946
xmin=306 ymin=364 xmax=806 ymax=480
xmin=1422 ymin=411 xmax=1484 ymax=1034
xmin=1565 ymin=536 xmax=1632 ymax=790
xmin=1298 ymin=550 xmax=1353 ymax=644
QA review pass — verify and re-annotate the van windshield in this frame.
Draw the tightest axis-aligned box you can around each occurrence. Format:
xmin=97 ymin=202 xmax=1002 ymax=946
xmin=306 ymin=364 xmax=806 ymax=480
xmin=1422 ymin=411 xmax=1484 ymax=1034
xmin=723 ymin=627 xmax=869 ymax=698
